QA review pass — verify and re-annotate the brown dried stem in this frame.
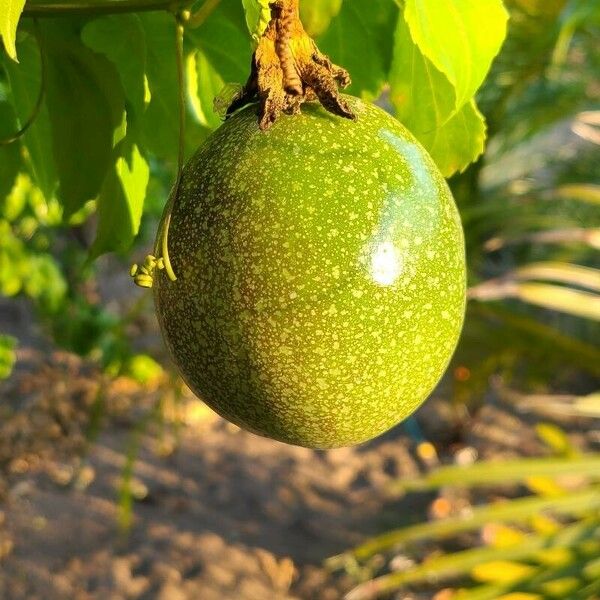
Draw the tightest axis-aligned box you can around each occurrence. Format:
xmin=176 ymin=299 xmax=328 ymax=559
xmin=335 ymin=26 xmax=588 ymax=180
xmin=227 ymin=0 xmax=355 ymax=130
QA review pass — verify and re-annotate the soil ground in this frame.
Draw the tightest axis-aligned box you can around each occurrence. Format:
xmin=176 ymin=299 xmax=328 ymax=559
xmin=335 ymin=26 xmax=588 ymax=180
xmin=0 ymin=281 xmax=597 ymax=600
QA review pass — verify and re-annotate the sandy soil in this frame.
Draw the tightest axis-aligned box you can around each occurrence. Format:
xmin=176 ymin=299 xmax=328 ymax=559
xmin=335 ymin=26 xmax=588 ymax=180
xmin=0 ymin=345 xmax=424 ymax=600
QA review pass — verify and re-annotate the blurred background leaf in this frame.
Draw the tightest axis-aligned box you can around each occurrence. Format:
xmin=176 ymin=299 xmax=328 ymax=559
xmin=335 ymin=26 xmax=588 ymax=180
xmin=0 ymin=334 xmax=17 ymax=379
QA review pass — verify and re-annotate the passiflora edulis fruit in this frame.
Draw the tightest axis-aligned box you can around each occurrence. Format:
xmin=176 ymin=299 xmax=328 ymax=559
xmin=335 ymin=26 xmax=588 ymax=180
xmin=154 ymin=96 xmax=466 ymax=448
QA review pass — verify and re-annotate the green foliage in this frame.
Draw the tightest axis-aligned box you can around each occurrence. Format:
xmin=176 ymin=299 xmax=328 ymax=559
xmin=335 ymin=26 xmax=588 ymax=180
xmin=389 ymin=16 xmax=487 ymax=177
xmin=300 ymin=0 xmax=342 ymax=37
xmin=0 ymin=183 xmax=67 ymax=310
xmin=318 ymin=0 xmax=398 ymax=101
xmin=387 ymin=0 xmax=507 ymax=174
xmin=440 ymin=0 xmax=600 ymax=401
xmin=241 ymin=0 xmax=269 ymax=43
xmin=81 ymin=14 xmax=147 ymax=118
xmin=469 ymin=262 xmax=600 ymax=320
xmin=0 ymin=334 xmax=17 ymax=379
xmin=0 ymin=174 xmax=150 ymax=375
xmin=40 ymin=22 xmax=125 ymax=217
xmin=124 ymin=353 xmax=163 ymax=384
xmin=3 ymin=33 xmax=57 ymax=199
xmin=0 ymin=0 xmax=509 ymax=262
xmin=90 ymin=144 xmax=149 ymax=258
xmin=403 ymin=0 xmax=509 ymax=110
xmin=138 ymin=13 xmax=184 ymax=160
xmin=0 ymin=101 xmax=21 ymax=198
xmin=186 ymin=0 xmax=252 ymax=127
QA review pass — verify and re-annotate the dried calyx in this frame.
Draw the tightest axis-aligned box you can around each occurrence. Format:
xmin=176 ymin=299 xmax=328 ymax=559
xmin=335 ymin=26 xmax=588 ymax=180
xmin=226 ymin=0 xmax=356 ymax=130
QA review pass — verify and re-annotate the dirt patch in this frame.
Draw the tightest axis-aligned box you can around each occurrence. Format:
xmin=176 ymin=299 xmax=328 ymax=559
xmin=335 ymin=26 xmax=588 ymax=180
xmin=0 ymin=347 xmax=428 ymax=599
xmin=0 ymin=295 xmax=597 ymax=600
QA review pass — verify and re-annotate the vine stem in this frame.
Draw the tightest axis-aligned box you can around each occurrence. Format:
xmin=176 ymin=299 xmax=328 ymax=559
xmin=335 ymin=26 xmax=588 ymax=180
xmin=131 ymin=9 xmax=186 ymax=287
xmin=22 ymin=0 xmax=219 ymax=27
xmin=22 ymin=0 xmax=189 ymax=17
xmin=157 ymin=13 xmax=187 ymax=283
xmin=175 ymin=17 xmax=186 ymax=178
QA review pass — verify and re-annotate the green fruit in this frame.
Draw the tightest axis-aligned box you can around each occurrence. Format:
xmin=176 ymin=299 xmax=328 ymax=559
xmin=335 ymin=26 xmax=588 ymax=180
xmin=154 ymin=96 xmax=466 ymax=449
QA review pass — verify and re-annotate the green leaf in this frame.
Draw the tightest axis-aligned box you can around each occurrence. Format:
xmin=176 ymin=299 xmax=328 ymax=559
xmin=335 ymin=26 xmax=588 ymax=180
xmin=300 ymin=0 xmax=343 ymax=36
xmin=187 ymin=0 xmax=252 ymax=86
xmin=125 ymin=353 xmax=163 ymax=384
xmin=0 ymin=101 xmax=21 ymax=200
xmin=81 ymin=15 xmax=147 ymax=118
xmin=3 ymin=33 xmax=57 ymax=200
xmin=0 ymin=221 xmax=24 ymax=296
xmin=403 ymin=0 xmax=509 ymax=109
xmin=0 ymin=0 xmax=25 ymax=61
xmin=390 ymin=16 xmax=485 ymax=177
xmin=241 ymin=0 xmax=270 ymax=44
xmin=329 ymin=488 xmax=600 ymax=566
xmin=424 ymin=100 xmax=486 ymax=178
xmin=552 ymin=0 xmax=600 ymax=67
xmin=90 ymin=144 xmax=149 ymax=258
xmin=191 ymin=48 xmax=226 ymax=129
xmin=185 ymin=0 xmax=252 ymax=130
xmin=0 ymin=173 xmax=28 ymax=221
xmin=39 ymin=22 xmax=125 ymax=217
xmin=319 ymin=0 xmax=398 ymax=100
xmin=355 ymin=489 xmax=600 ymax=569
xmin=24 ymin=253 xmax=67 ymax=312
xmin=140 ymin=13 xmax=209 ymax=162
xmin=0 ymin=334 xmax=17 ymax=379
xmin=139 ymin=13 xmax=179 ymax=159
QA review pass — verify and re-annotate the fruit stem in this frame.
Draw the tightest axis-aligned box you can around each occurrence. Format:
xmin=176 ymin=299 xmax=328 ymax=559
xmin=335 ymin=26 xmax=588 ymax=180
xmin=226 ymin=0 xmax=356 ymax=130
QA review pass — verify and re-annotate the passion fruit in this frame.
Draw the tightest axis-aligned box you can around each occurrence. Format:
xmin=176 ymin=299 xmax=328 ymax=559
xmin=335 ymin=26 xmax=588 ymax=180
xmin=154 ymin=96 xmax=466 ymax=448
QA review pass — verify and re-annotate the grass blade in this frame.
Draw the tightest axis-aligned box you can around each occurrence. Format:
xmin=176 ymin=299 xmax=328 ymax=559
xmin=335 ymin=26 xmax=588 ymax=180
xmin=515 ymin=262 xmax=600 ymax=293
xmin=389 ymin=455 xmax=600 ymax=493
xmin=344 ymin=522 xmax=600 ymax=600
xmin=327 ymin=488 xmax=600 ymax=565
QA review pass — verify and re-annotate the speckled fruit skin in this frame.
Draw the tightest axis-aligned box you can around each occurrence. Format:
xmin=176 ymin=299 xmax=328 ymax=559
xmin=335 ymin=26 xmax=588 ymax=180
xmin=154 ymin=96 xmax=466 ymax=449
